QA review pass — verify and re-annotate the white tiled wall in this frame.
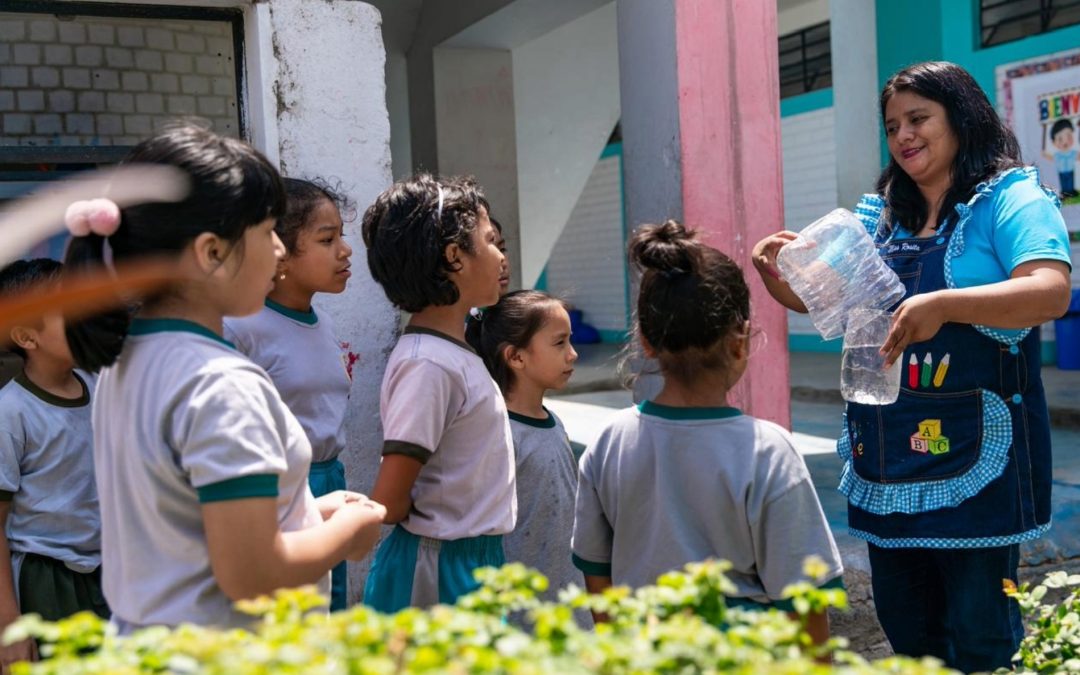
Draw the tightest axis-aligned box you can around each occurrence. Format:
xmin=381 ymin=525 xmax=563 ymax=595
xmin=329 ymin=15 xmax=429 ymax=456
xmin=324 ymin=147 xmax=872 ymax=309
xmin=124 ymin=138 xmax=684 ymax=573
xmin=781 ymin=106 xmax=839 ymax=231
xmin=0 ymin=13 xmax=239 ymax=146
xmin=781 ymin=105 xmax=839 ymax=337
xmin=545 ymin=153 xmax=628 ymax=335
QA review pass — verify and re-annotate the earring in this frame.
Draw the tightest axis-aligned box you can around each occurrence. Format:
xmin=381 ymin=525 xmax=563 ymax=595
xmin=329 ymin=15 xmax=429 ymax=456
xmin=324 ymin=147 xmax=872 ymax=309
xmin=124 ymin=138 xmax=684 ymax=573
xmin=278 ymin=272 xmax=286 ymax=280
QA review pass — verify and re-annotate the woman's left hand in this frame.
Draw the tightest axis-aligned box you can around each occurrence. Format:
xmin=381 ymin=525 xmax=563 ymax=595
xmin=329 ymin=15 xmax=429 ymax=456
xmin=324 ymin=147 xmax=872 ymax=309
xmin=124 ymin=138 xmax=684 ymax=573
xmin=879 ymin=292 xmax=948 ymax=367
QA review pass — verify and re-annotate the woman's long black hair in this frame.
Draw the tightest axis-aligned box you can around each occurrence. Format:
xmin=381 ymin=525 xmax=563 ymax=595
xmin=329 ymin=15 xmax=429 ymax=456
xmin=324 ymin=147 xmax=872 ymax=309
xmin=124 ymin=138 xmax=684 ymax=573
xmin=876 ymin=61 xmax=1023 ymax=234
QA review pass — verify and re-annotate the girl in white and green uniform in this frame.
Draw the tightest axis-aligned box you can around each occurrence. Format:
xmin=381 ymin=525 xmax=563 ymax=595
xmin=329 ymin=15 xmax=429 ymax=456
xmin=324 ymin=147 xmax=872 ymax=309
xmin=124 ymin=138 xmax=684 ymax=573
xmin=225 ymin=178 xmax=356 ymax=611
xmin=64 ymin=126 xmax=385 ymax=632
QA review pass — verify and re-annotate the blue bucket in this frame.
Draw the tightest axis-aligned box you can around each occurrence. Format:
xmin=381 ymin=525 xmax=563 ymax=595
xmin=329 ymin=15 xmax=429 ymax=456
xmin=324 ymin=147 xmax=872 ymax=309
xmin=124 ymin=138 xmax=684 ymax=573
xmin=1054 ymin=288 xmax=1080 ymax=371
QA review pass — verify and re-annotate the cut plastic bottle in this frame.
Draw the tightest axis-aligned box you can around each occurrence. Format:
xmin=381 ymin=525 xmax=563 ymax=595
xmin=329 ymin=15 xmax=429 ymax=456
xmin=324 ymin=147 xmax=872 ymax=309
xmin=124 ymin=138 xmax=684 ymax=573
xmin=777 ymin=208 xmax=905 ymax=340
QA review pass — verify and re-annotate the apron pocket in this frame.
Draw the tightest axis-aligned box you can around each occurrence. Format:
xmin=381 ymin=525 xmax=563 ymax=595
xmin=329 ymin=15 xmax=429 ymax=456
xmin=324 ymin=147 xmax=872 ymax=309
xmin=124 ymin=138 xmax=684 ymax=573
xmin=838 ymin=388 xmax=1011 ymax=515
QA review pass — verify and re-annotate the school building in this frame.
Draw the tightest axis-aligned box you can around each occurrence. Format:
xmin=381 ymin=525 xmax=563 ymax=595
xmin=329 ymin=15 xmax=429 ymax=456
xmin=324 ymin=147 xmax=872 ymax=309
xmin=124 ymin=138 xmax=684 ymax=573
xmin=1 ymin=0 xmax=1079 ymax=596
xmin=3 ymin=1 xmax=1080 ymax=402
xmin=369 ymin=0 xmax=1080 ymax=361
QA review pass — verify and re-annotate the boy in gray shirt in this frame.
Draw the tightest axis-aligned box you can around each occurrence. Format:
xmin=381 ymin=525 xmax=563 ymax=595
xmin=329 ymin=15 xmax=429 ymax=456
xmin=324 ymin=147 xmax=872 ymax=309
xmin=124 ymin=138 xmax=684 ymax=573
xmin=0 ymin=260 xmax=108 ymax=669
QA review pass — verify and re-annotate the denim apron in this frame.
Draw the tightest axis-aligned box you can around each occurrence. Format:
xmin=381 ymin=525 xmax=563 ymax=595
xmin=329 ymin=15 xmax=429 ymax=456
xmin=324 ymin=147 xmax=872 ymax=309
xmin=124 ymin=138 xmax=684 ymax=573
xmin=838 ymin=205 xmax=1053 ymax=547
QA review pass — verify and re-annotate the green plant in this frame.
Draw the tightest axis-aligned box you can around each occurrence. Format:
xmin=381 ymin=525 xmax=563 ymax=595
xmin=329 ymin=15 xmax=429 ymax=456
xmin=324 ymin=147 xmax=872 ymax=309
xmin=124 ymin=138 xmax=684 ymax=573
xmin=1003 ymin=570 xmax=1080 ymax=673
xmin=4 ymin=558 xmax=958 ymax=674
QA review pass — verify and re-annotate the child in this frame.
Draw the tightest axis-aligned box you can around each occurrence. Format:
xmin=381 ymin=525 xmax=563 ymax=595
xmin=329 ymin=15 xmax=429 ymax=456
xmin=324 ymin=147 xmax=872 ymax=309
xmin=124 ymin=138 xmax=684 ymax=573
xmin=571 ymin=220 xmax=843 ymax=641
xmin=465 ymin=291 xmax=587 ymax=620
xmin=63 ymin=125 xmax=385 ymax=633
xmin=361 ymin=174 xmax=515 ymax=612
xmin=224 ymin=178 xmax=355 ymax=611
xmin=1043 ymin=118 xmax=1078 ymax=198
xmin=0 ymin=259 xmax=108 ymax=669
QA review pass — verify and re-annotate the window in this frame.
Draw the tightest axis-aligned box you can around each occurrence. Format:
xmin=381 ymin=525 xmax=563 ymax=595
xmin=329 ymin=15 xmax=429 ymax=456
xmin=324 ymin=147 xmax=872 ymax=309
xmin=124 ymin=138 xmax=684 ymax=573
xmin=778 ymin=21 xmax=831 ymax=99
xmin=0 ymin=1 xmax=245 ymax=203
xmin=980 ymin=0 xmax=1080 ymax=48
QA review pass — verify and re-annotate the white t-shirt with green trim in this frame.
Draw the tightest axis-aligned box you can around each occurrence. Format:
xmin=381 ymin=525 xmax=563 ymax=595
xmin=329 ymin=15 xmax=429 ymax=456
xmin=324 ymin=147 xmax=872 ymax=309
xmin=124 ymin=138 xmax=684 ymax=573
xmin=572 ymin=402 xmax=842 ymax=604
xmin=0 ymin=371 xmax=100 ymax=573
xmin=94 ymin=318 xmax=326 ymax=632
xmin=380 ymin=327 xmax=516 ymax=539
xmin=224 ymin=300 xmax=352 ymax=464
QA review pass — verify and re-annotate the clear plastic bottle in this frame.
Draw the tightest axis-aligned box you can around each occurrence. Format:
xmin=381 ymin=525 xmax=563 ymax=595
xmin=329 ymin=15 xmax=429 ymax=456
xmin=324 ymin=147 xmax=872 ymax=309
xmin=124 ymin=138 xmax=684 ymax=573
xmin=841 ymin=308 xmax=901 ymax=405
xmin=777 ymin=208 xmax=905 ymax=340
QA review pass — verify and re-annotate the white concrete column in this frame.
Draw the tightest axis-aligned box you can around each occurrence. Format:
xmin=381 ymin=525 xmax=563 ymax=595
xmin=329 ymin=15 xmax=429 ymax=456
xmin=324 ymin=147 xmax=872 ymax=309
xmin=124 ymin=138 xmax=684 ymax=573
xmin=251 ymin=0 xmax=397 ymax=602
xmin=829 ymin=0 xmax=881 ymax=209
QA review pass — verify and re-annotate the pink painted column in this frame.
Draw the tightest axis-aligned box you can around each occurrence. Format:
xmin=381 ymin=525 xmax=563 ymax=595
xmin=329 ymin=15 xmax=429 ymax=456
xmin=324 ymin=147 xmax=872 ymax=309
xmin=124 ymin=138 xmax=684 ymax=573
xmin=617 ymin=0 xmax=790 ymax=427
xmin=675 ymin=0 xmax=789 ymax=426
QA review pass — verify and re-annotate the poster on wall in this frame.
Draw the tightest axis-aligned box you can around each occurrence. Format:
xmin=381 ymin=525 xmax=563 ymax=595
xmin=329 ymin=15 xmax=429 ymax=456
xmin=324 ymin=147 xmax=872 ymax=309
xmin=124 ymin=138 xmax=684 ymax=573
xmin=997 ymin=49 xmax=1080 ymax=285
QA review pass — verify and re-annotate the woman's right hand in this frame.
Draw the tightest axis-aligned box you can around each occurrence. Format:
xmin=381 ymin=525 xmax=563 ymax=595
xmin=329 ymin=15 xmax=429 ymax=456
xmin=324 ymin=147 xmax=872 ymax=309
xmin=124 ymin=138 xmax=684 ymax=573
xmin=752 ymin=231 xmax=800 ymax=280
xmin=330 ymin=497 xmax=387 ymax=561
xmin=751 ymin=231 xmax=809 ymax=313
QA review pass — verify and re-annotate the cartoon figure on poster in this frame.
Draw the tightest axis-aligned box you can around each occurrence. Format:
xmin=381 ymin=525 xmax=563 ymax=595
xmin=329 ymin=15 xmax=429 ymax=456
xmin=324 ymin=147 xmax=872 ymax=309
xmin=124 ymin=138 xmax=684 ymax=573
xmin=1041 ymin=94 xmax=1079 ymax=200
xmin=998 ymin=53 xmax=1080 ymax=284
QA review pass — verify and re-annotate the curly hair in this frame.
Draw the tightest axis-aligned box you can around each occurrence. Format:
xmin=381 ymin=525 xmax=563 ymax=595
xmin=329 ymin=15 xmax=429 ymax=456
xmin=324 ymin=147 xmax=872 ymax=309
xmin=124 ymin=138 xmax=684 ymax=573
xmin=278 ymin=177 xmax=356 ymax=254
xmin=361 ymin=173 xmax=488 ymax=313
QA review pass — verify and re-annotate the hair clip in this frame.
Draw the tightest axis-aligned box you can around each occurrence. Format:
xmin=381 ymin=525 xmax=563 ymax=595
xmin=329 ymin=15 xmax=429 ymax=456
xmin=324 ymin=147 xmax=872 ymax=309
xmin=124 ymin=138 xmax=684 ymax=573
xmin=64 ymin=198 xmax=121 ymax=237
xmin=435 ymin=184 xmax=445 ymax=222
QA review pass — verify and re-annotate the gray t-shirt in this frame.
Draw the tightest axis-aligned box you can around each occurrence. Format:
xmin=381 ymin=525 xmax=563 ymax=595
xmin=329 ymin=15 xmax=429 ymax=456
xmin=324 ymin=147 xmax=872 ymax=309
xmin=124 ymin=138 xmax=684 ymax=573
xmin=572 ymin=402 xmax=842 ymax=603
xmin=503 ymin=410 xmax=583 ymax=596
xmin=94 ymin=319 xmax=327 ymax=632
xmin=224 ymin=300 xmax=352 ymax=463
xmin=380 ymin=328 xmax=516 ymax=539
xmin=0 ymin=371 xmax=100 ymax=573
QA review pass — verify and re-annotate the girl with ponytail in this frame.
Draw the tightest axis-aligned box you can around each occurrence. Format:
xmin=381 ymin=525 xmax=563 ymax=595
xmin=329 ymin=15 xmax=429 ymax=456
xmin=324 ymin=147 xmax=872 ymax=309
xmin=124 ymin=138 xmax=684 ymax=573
xmin=570 ymin=221 xmax=842 ymax=643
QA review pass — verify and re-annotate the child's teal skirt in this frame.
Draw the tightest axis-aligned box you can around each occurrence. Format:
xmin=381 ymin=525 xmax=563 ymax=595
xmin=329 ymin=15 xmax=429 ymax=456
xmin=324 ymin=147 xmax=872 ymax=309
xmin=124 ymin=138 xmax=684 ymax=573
xmin=363 ymin=524 xmax=504 ymax=613
xmin=309 ymin=458 xmax=347 ymax=611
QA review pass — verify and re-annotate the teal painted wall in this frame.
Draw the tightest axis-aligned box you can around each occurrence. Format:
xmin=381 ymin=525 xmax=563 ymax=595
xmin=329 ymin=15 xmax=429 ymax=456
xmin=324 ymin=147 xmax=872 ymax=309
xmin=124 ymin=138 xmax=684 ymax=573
xmin=875 ymin=0 xmax=945 ymax=88
xmin=939 ymin=1 xmax=1080 ymax=98
xmin=873 ymin=0 xmax=1080 ymax=165
xmin=780 ymin=88 xmax=833 ymax=117
xmin=789 ymin=334 xmax=1055 ymax=365
xmin=875 ymin=0 xmax=1080 ymax=101
xmin=788 ymin=334 xmax=842 ymax=354
xmin=598 ymin=329 xmax=629 ymax=344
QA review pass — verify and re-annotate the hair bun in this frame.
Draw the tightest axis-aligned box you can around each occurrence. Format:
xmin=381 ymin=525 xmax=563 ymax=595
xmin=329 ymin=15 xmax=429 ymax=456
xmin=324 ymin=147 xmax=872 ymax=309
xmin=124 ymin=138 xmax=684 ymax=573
xmin=628 ymin=219 xmax=697 ymax=273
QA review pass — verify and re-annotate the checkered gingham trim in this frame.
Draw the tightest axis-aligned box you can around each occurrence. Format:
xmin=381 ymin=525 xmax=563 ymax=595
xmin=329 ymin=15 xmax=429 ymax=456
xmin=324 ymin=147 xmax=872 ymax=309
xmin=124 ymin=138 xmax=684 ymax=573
xmin=942 ymin=167 xmax=1054 ymax=346
xmin=836 ymin=389 xmax=1012 ymax=515
xmin=848 ymin=522 xmax=1051 ymax=549
xmin=856 ymin=167 xmax=1061 ymax=347
xmin=853 ymin=194 xmax=886 ymax=240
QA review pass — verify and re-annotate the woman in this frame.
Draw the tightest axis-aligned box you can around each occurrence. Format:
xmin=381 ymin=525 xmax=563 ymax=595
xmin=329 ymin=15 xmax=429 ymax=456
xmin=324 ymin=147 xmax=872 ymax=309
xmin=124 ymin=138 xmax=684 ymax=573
xmin=752 ymin=61 xmax=1072 ymax=672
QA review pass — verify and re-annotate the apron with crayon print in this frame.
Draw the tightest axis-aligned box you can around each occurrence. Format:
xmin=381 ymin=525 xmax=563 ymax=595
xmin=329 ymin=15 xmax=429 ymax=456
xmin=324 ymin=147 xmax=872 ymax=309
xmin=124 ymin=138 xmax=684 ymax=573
xmin=836 ymin=195 xmax=1053 ymax=548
